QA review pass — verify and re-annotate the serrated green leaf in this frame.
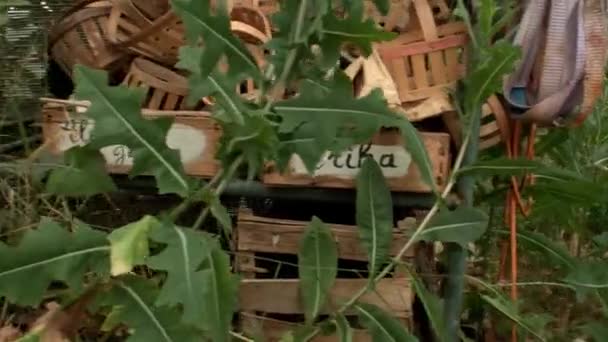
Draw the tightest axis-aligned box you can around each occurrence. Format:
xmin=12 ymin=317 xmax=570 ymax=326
xmin=319 ymin=14 xmax=395 ymax=67
xmin=0 ymin=218 xmax=109 ymax=306
xmin=199 ymin=238 xmax=239 ymax=342
xmin=46 ymin=146 xmax=116 ymax=196
xmin=356 ymin=158 xmax=393 ymax=282
xmin=298 ymin=217 xmax=338 ymax=323
xmin=334 ymin=314 xmax=353 ymax=342
xmin=461 ymin=40 xmax=519 ymax=113
xmin=355 ymin=303 xmax=417 ymax=342
xmin=275 ymin=78 xmax=435 ymax=189
xmin=97 ymin=277 xmax=202 ymax=342
xmin=146 ymin=225 xmax=209 ymax=327
xmin=176 ymin=46 xmax=248 ymax=125
xmin=217 ymin=114 xmax=279 ymax=180
xmin=73 ymin=65 xmax=192 ymax=196
xmin=108 ymin=216 xmax=160 ymax=276
xmin=481 ymin=295 xmax=546 ymax=341
xmin=171 ymin=0 xmax=260 ymax=79
xmin=418 ymin=207 xmax=488 ymax=248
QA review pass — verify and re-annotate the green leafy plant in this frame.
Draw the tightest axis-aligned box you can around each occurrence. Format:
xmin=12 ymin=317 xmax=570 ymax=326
xmin=3 ymin=0 xmax=582 ymax=341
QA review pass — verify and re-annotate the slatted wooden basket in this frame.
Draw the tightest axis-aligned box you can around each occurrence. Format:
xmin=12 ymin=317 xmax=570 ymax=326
xmin=376 ymin=0 xmax=467 ymax=105
xmin=123 ymin=57 xmax=206 ymax=110
xmin=107 ymin=0 xmax=184 ymax=65
xmin=49 ymin=0 xmax=129 ymax=75
xmin=443 ymin=95 xmax=511 ymax=150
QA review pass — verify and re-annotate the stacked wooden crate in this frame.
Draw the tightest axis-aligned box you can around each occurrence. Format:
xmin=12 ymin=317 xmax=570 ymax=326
xmin=41 ymin=0 xmax=473 ymax=338
xmin=234 ymin=209 xmax=415 ymax=341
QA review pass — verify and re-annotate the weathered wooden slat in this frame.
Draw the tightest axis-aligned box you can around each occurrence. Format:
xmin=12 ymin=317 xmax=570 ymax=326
xmin=42 ymin=104 xmax=221 ymax=177
xmin=236 ymin=210 xmax=414 ymax=260
xmin=238 ymin=278 xmax=412 ymax=318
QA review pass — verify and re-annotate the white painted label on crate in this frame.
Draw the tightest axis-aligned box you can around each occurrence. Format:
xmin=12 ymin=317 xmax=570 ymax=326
xmin=56 ymin=119 xmax=206 ymax=166
xmin=289 ymin=143 xmax=412 ymax=178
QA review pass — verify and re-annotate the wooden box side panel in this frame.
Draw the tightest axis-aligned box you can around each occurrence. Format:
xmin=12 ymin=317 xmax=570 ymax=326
xmin=241 ymin=314 xmax=374 ymax=342
xmin=239 ymin=278 xmax=412 ymax=318
xmin=262 ymin=131 xmax=450 ymax=193
xmin=42 ymin=105 xmax=221 ymax=178
xmin=236 ymin=210 xmax=414 ymax=260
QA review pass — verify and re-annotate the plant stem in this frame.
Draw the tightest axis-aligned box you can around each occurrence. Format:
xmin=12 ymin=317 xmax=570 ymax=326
xmin=191 ymin=156 xmax=243 ymax=229
xmin=443 ymin=105 xmax=482 ymax=340
xmin=264 ymin=0 xmax=308 ymax=108
xmin=168 ymin=169 xmax=224 ymax=222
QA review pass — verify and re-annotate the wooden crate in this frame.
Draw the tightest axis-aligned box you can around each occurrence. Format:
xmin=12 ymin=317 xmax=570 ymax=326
xmin=235 ymin=210 xmax=414 ymax=341
xmin=262 ymin=130 xmax=450 ymax=193
xmin=42 ymin=103 xmax=221 ymax=178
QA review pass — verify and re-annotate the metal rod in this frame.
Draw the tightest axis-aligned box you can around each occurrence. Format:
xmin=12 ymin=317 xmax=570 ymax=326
xmin=114 ymin=176 xmax=435 ymax=208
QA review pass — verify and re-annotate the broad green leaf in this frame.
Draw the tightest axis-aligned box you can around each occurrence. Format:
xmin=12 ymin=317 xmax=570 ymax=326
xmin=46 ymin=146 xmax=116 ymax=196
xmin=210 ymin=199 xmax=232 ymax=236
xmin=171 ymin=0 xmax=260 ymax=79
xmin=481 ymin=295 xmax=546 ymax=341
xmin=418 ymin=207 xmax=488 ymax=248
xmin=73 ymin=65 xmax=191 ymax=196
xmin=275 ymin=80 xmax=435 ymax=189
xmin=494 ymin=229 xmax=575 ymax=270
xmin=398 ymin=119 xmax=436 ymax=190
xmin=298 ymin=217 xmax=338 ymax=323
xmin=355 ymin=303 xmax=417 ymax=342
xmin=356 ymin=158 xmax=393 ymax=282
xmin=0 ymin=218 xmax=108 ymax=306
xmin=334 ymin=314 xmax=353 ymax=342
xmin=146 ymin=225 xmax=209 ymax=327
xmin=410 ymin=272 xmax=446 ymax=341
xmin=564 ymin=261 xmax=608 ymax=291
xmin=108 ymin=216 xmax=160 ymax=276
xmin=319 ymin=14 xmax=395 ymax=67
xmin=97 ymin=277 xmax=201 ymax=342
xmin=199 ymin=238 xmax=239 ymax=342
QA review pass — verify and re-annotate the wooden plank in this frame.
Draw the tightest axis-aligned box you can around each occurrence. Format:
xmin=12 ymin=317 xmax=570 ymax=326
xmin=239 ymin=278 xmax=412 ymax=318
xmin=262 ymin=130 xmax=451 ymax=193
xmin=236 ymin=210 xmax=414 ymax=260
xmin=378 ymin=34 xmax=467 ymax=59
xmin=241 ymin=314 xmax=373 ymax=342
xmin=42 ymin=104 xmax=221 ymax=177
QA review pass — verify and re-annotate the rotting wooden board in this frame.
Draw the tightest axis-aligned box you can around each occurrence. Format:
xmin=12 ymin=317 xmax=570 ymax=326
xmin=239 ymin=278 xmax=412 ymax=318
xmin=236 ymin=210 xmax=414 ymax=260
xmin=263 ymin=130 xmax=450 ymax=193
xmin=42 ymin=103 xmax=221 ymax=177
xmin=241 ymin=314 xmax=375 ymax=342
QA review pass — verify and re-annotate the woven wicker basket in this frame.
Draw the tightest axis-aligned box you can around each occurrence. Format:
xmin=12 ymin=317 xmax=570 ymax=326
xmin=377 ymin=0 xmax=467 ymax=104
xmin=49 ymin=0 xmax=128 ymax=75
xmin=107 ymin=0 xmax=184 ymax=66
xmin=123 ymin=58 xmax=205 ymax=110
xmin=233 ymin=0 xmax=278 ymax=15
xmin=443 ymin=95 xmax=511 ymax=150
